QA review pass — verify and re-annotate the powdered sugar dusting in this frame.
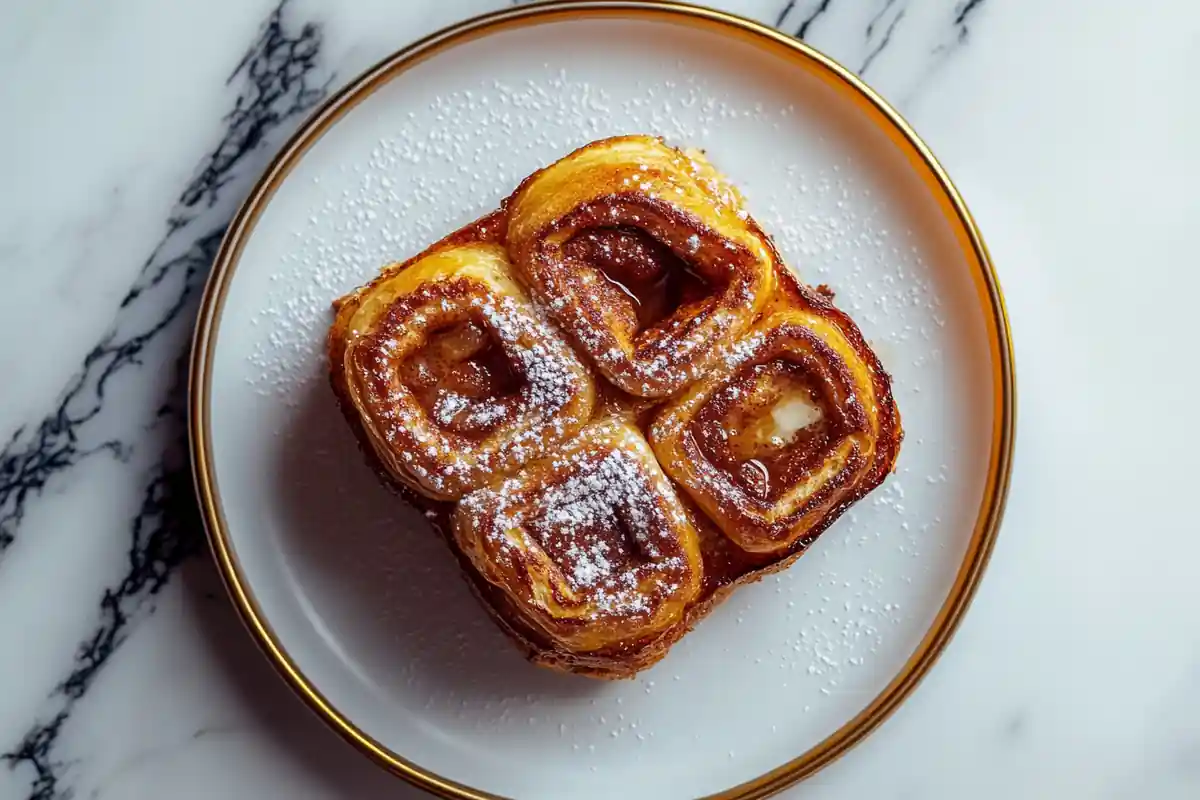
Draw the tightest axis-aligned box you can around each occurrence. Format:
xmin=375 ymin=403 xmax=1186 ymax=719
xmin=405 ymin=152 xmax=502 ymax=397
xmin=459 ymin=423 xmax=694 ymax=621
xmin=357 ymin=288 xmax=592 ymax=497
xmin=225 ymin=43 xmax=970 ymax=766
xmin=433 ymin=391 xmax=470 ymax=426
xmin=480 ymin=295 xmax=579 ymax=420
xmin=245 ymin=69 xmax=777 ymax=401
xmin=756 ymin=160 xmax=944 ymax=377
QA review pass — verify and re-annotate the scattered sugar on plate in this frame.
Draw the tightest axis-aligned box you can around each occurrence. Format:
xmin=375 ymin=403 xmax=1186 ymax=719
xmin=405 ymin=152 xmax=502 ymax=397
xmin=230 ymin=58 xmax=962 ymax=757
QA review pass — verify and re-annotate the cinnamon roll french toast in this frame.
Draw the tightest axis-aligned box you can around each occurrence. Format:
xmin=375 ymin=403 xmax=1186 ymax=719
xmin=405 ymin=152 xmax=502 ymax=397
xmin=328 ymin=135 xmax=902 ymax=678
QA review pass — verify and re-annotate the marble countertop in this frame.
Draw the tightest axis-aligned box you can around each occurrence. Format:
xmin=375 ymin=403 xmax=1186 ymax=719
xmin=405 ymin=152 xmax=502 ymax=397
xmin=2 ymin=1 xmax=1198 ymax=798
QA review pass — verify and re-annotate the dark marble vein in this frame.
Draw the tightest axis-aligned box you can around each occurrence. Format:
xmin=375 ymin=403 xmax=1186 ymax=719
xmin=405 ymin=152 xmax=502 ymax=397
xmin=57 ymin=353 xmax=212 ymax=705
xmin=925 ymin=0 xmax=989 ymax=65
xmin=775 ymin=0 xmax=798 ymax=29
xmin=860 ymin=7 xmax=906 ymax=76
xmin=894 ymin=0 xmax=991 ymax=108
xmin=866 ymin=0 xmax=898 ymax=38
xmin=776 ymin=0 xmax=835 ymax=40
xmin=796 ymin=0 xmax=834 ymax=41
xmin=950 ymin=0 xmax=987 ymax=44
xmin=0 ymin=2 xmax=329 ymax=797
xmin=0 ymin=714 xmax=68 ymax=800
xmin=0 ymin=0 xmax=324 ymax=561
xmin=955 ymin=0 xmax=986 ymax=28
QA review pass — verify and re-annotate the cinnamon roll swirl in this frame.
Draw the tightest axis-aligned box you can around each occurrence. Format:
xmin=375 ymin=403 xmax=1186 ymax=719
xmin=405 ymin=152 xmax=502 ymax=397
xmin=506 ymin=135 xmax=775 ymax=398
xmin=650 ymin=285 xmax=902 ymax=555
xmin=330 ymin=218 xmax=596 ymax=501
xmin=453 ymin=418 xmax=703 ymax=671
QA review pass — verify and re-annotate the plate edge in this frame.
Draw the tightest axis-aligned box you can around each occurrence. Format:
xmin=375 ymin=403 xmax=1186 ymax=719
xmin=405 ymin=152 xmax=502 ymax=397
xmin=187 ymin=3 xmax=1017 ymax=799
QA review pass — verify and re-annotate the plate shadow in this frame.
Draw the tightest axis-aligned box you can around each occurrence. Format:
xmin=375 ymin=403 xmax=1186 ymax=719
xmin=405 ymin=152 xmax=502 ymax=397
xmin=268 ymin=375 xmax=597 ymax=721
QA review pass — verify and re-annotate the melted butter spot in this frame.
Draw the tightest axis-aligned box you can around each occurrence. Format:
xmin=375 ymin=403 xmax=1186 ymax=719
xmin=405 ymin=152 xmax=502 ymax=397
xmin=769 ymin=394 xmax=823 ymax=442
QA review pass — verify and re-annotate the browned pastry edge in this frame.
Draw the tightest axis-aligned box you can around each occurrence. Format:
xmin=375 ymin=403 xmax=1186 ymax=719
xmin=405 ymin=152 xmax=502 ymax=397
xmin=326 ymin=207 xmax=902 ymax=681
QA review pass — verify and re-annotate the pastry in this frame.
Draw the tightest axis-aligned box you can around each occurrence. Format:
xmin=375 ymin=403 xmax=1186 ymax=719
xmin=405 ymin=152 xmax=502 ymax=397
xmin=506 ymin=135 xmax=775 ymax=397
xmin=650 ymin=300 xmax=897 ymax=555
xmin=331 ymin=218 xmax=596 ymax=501
xmin=328 ymin=135 xmax=902 ymax=678
xmin=453 ymin=417 xmax=704 ymax=675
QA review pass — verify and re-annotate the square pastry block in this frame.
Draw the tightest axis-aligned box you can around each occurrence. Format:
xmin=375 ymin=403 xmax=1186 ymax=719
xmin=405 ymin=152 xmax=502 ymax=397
xmin=453 ymin=417 xmax=704 ymax=653
xmin=506 ymin=136 xmax=777 ymax=398
xmin=337 ymin=235 xmax=597 ymax=500
xmin=651 ymin=306 xmax=896 ymax=554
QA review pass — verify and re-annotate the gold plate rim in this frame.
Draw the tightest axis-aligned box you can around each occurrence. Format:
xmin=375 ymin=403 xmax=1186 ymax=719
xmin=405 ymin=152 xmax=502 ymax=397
xmin=188 ymin=2 xmax=1017 ymax=798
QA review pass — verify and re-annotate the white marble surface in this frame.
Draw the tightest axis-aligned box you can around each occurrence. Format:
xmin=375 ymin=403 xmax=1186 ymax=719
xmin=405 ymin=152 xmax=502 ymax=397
xmin=0 ymin=0 xmax=1197 ymax=798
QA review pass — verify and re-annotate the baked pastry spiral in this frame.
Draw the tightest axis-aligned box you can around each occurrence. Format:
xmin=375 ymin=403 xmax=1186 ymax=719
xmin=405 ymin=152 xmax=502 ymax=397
xmin=328 ymin=136 xmax=902 ymax=678
xmin=331 ymin=219 xmax=596 ymax=500
xmin=454 ymin=418 xmax=703 ymax=665
xmin=506 ymin=135 xmax=775 ymax=398
xmin=649 ymin=292 xmax=901 ymax=554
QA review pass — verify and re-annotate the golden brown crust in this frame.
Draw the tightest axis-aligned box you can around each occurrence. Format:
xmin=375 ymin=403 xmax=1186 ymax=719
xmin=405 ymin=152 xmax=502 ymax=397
xmin=649 ymin=290 xmax=901 ymax=554
xmin=326 ymin=136 xmax=902 ymax=679
xmin=333 ymin=215 xmax=596 ymax=500
xmin=453 ymin=417 xmax=704 ymax=655
xmin=506 ymin=136 xmax=775 ymax=398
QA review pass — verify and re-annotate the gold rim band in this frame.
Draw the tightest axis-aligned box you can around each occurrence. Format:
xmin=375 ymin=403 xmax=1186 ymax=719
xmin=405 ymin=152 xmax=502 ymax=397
xmin=188 ymin=2 xmax=1016 ymax=798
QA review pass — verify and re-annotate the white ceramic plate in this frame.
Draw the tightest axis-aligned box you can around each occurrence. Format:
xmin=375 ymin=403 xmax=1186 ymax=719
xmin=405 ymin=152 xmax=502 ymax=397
xmin=191 ymin=4 xmax=1014 ymax=799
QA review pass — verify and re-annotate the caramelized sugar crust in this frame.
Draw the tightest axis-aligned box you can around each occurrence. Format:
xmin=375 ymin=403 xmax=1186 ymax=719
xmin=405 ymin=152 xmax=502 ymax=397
xmin=328 ymin=136 xmax=902 ymax=678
